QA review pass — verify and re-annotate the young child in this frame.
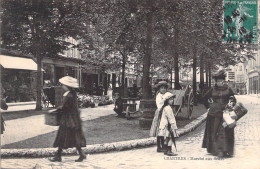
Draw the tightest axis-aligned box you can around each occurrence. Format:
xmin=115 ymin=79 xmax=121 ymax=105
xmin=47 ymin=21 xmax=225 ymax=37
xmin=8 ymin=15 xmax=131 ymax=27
xmin=157 ymin=92 xmax=178 ymax=156
xmin=222 ymin=96 xmax=237 ymax=128
xmin=150 ymin=81 xmax=169 ymax=152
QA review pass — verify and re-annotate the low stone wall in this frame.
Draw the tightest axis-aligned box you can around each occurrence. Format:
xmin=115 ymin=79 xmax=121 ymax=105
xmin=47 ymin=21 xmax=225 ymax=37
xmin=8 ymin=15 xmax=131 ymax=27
xmin=1 ymin=112 xmax=207 ymax=158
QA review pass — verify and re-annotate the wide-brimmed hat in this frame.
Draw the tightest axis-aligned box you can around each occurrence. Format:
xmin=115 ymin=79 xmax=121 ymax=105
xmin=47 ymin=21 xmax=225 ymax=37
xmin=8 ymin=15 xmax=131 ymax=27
xmin=212 ymin=70 xmax=226 ymax=80
xmin=162 ymin=92 xmax=176 ymax=102
xmin=155 ymin=81 xmax=170 ymax=88
xmin=59 ymin=76 xmax=79 ymax=88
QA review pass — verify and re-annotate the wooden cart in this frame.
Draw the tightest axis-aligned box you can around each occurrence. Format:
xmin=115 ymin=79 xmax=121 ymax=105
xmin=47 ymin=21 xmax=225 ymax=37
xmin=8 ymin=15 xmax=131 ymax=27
xmin=168 ymin=84 xmax=194 ymax=120
xmin=122 ymin=98 xmax=138 ymax=120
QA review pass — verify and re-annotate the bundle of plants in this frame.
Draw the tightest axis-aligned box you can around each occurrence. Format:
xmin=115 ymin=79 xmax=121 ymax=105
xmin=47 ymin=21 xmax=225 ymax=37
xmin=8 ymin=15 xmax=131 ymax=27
xmin=77 ymin=94 xmax=95 ymax=108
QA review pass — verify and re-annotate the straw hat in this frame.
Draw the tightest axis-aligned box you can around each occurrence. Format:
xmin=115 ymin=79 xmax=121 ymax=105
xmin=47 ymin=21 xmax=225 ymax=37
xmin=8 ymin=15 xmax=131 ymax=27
xmin=155 ymin=81 xmax=170 ymax=88
xmin=59 ymin=76 xmax=79 ymax=88
xmin=162 ymin=92 xmax=176 ymax=102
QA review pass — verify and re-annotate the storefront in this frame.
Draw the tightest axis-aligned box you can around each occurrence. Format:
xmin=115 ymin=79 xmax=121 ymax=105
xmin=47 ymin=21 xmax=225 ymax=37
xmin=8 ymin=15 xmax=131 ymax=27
xmin=82 ymin=73 xmax=98 ymax=94
xmin=248 ymin=71 xmax=259 ymax=94
xmin=81 ymin=63 xmax=104 ymax=95
xmin=1 ymin=53 xmax=117 ymax=103
xmin=0 ymin=55 xmax=38 ymax=102
xmin=42 ymin=57 xmax=108 ymax=96
xmin=42 ymin=56 xmax=82 ymax=86
xmin=235 ymin=82 xmax=247 ymax=94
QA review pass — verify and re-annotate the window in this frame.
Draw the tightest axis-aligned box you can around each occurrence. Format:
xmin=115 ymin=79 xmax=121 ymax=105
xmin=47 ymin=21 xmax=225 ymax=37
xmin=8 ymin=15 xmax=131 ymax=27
xmin=236 ymin=75 xmax=244 ymax=83
xmin=228 ymin=72 xmax=235 ymax=80
xmin=71 ymin=48 xmax=74 ymax=58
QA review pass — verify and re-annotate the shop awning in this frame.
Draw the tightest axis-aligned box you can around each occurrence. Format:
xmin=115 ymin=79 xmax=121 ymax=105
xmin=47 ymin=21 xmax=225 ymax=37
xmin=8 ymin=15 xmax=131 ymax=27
xmin=0 ymin=54 xmax=40 ymax=71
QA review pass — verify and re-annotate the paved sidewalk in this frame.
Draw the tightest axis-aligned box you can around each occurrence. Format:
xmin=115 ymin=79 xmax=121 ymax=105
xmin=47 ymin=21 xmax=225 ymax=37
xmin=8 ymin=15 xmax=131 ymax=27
xmin=1 ymin=104 xmax=116 ymax=146
xmin=5 ymin=101 xmax=36 ymax=112
xmin=1 ymin=95 xmax=259 ymax=169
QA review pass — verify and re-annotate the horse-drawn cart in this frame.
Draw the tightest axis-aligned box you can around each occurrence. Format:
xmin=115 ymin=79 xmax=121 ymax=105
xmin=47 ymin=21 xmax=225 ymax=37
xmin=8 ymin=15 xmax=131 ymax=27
xmin=169 ymin=84 xmax=194 ymax=120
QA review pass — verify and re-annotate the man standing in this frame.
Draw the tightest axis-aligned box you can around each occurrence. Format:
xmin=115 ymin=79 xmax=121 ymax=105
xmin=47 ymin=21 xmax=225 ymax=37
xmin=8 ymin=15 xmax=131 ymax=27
xmin=113 ymin=93 xmax=124 ymax=117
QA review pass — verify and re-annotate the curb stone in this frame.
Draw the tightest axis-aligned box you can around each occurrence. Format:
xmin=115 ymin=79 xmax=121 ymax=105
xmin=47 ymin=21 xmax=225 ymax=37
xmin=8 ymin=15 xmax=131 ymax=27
xmin=1 ymin=113 xmax=207 ymax=158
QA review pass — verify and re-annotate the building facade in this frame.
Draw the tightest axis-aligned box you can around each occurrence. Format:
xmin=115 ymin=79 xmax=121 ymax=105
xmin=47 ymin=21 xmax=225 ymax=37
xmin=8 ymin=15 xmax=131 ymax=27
xmin=246 ymin=51 xmax=260 ymax=94
xmin=0 ymin=37 xmax=110 ymax=102
xmin=0 ymin=53 xmax=39 ymax=102
xmin=245 ymin=6 xmax=260 ymax=94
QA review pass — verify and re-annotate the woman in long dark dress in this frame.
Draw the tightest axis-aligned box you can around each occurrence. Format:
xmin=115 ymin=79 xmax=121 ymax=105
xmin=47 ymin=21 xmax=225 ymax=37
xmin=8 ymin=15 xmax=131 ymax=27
xmin=202 ymin=70 xmax=236 ymax=158
xmin=50 ymin=76 xmax=86 ymax=162
xmin=1 ymin=98 xmax=8 ymax=134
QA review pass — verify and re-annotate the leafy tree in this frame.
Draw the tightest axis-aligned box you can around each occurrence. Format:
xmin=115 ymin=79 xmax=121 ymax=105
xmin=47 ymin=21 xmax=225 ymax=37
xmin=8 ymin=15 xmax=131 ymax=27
xmin=1 ymin=0 xmax=89 ymax=110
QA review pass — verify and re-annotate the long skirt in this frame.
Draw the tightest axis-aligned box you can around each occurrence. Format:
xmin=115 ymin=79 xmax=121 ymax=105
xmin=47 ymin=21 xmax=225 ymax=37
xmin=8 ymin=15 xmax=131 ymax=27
xmin=1 ymin=116 xmax=5 ymax=134
xmin=149 ymin=109 xmax=160 ymax=137
xmin=202 ymin=115 xmax=234 ymax=156
xmin=0 ymin=114 xmax=5 ymax=134
xmin=54 ymin=126 xmax=86 ymax=149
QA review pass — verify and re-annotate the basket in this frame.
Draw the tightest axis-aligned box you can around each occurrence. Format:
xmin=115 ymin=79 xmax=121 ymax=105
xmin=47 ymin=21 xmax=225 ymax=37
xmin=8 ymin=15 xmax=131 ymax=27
xmin=45 ymin=109 xmax=61 ymax=126
xmin=233 ymin=102 xmax=248 ymax=121
xmin=222 ymin=102 xmax=247 ymax=128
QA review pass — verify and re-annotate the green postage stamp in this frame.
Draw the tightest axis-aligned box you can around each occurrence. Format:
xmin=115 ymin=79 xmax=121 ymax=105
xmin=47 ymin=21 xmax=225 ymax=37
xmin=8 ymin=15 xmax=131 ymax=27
xmin=223 ymin=0 xmax=258 ymax=44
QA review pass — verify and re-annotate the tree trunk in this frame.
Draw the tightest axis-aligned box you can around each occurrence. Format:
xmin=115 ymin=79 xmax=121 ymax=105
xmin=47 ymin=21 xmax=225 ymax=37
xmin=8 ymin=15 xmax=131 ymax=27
xmin=103 ymin=73 xmax=108 ymax=95
xmin=139 ymin=0 xmax=154 ymax=130
xmin=142 ymin=6 xmax=153 ymax=99
xmin=107 ymin=74 xmax=111 ymax=89
xmin=206 ymin=62 xmax=209 ymax=87
xmin=170 ymin=67 xmax=173 ymax=88
xmin=192 ymin=46 xmax=197 ymax=105
xmin=209 ymin=63 xmax=212 ymax=87
xmin=174 ymin=54 xmax=180 ymax=90
xmin=121 ymin=53 xmax=126 ymax=97
xmin=173 ymin=27 xmax=181 ymax=90
xmin=35 ymin=55 xmax=42 ymax=110
xmin=199 ymin=54 xmax=204 ymax=88
xmin=112 ymin=73 xmax=116 ymax=90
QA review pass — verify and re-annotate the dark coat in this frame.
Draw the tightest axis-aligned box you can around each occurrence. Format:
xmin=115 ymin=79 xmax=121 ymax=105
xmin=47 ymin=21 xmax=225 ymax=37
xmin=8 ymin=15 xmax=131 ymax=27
xmin=53 ymin=91 xmax=86 ymax=149
xmin=114 ymin=97 xmax=123 ymax=115
xmin=203 ymin=85 xmax=236 ymax=117
xmin=202 ymin=85 xmax=235 ymax=156
xmin=1 ymin=99 xmax=8 ymax=134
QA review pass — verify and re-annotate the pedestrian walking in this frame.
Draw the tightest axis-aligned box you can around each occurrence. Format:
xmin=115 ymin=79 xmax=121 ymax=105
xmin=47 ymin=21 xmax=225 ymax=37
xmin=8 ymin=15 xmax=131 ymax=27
xmin=157 ymin=92 xmax=178 ymax=156
xmin=149 ymin=81 xmax=169 ymax=152
xmin=202 ymin=70 xmax=236 ymax=158
xmin=1 ymin=98 xmax=8 ymax=134
xmin=49 ymin=76 xmax=86 ymax=162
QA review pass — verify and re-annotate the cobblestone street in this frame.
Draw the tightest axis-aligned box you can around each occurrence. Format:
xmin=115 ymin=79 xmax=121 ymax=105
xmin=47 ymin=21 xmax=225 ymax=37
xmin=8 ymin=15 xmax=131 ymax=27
xmin=1 ymin=95 xmax=260 ymax=169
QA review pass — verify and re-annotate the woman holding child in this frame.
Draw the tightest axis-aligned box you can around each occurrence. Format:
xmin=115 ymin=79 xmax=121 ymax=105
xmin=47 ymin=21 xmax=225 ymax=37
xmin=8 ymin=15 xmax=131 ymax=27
xmin=202 ymin=70 xmax=236 ymax=158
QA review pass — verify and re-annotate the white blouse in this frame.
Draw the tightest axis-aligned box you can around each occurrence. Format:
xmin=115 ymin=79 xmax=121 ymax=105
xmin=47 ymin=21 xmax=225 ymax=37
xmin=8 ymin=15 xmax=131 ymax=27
xmin=156 ymin=93 xmax=165 ymax=110
xmin=159 ymin=105 xmax=178 ymax=130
